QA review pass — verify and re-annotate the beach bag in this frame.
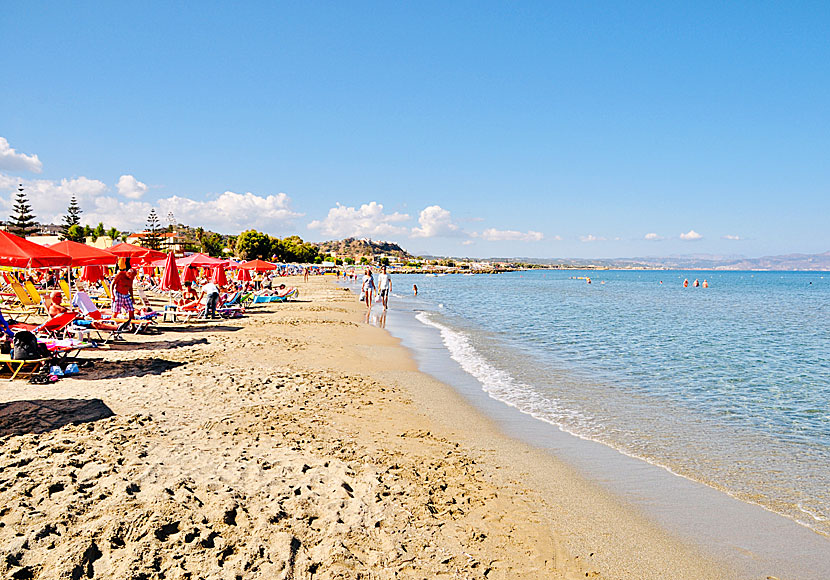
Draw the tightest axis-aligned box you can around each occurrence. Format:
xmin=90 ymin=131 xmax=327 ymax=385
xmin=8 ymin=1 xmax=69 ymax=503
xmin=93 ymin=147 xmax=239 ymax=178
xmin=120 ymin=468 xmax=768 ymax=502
xmin=13 ymin=331 xmax=46 ymax=360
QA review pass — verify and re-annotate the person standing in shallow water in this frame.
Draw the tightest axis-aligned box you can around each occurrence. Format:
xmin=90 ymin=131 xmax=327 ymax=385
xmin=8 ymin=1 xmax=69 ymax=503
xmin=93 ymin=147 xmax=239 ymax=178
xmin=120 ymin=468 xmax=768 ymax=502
xmin=377 ymin=266 xmax=391 ymax=309
xmin=361 ymin=268 xmax=375 ymax=310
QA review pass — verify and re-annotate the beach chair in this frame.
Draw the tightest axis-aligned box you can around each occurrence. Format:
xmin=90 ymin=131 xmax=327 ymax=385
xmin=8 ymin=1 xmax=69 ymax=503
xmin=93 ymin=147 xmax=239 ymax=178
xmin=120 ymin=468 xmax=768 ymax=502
xmin=24 ymin=281 xmax=45 ymax=305
xmin=0 ymin=353 xmax=50 ymax=381
xmin=59 ymin=279 xmax=73 ymax=303
xmin=12 ymin=312 xmax=79 ymax=339
xmin=10 ymin=281 xmax=43 ymax=313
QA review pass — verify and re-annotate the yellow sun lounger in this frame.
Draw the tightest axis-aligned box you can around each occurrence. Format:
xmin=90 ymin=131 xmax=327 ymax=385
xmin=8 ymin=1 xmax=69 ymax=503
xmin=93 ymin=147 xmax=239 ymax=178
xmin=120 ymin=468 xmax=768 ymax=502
xmin=0 ymin=354 xmax=50 ymax=381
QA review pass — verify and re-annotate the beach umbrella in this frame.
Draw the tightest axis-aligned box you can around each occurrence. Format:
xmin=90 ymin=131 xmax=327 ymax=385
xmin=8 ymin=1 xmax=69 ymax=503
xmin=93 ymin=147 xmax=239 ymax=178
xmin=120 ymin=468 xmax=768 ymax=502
xmin=238 ymin=259 xmax=278 ymax=273
xmin=47 ymin=240 xmax=118 ymax=267
xmin=79 ymin=265 xmax=105 ymax=284
xmin=181 ymin=265 xmax=198 ymax=284
xmin=160 ymin=252 xmax=182 ymax=292
xmin=236 ymin=267 xmax=251 ymax=282
xmin=107 ymin=243 xmax=166 ymax=264
xmin=212 ymin=265 xmax=228 ymax=286
xmin=0 ymin=230 xmax=72 ymax=268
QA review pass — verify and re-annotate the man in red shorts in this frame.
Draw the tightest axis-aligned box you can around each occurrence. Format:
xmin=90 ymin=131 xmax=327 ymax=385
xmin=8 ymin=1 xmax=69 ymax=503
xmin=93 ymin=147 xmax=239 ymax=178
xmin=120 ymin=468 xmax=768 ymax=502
xmin=111 ymin=258 xmax=136 ymax=324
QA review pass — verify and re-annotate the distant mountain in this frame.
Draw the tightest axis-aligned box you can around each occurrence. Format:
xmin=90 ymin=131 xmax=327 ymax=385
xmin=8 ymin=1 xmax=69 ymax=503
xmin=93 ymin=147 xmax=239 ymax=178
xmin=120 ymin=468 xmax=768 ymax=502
xmin=315 ymin=237 xmax=413 ymax=259
xmin=517 ymin=251 xmax=830 ymax=271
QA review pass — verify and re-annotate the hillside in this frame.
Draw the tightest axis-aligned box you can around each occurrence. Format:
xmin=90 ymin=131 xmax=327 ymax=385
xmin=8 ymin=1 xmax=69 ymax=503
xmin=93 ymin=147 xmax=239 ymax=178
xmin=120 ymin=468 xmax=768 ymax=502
xmin=315 ymin=238 xmax=413 ymax=259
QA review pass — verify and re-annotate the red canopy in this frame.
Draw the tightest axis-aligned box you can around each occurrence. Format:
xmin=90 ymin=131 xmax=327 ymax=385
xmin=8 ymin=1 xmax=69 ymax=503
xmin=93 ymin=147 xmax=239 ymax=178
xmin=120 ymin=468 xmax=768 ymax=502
xmin=236 ymin=267 xmax=251 ymax=282
xmin=107 ymin=243 xmax=166 ymax=264
xmin=0 ymin=230 xmax=72 ymax=268
xmin=47 ymin=240 xmax=118 ymax=267
xmin=182 ymin=265 xmax=198 ymax=284
xmin=212 ymin=265 xmax=228 ymax=286
xmin=238 ymin=259 xmax=277 ymax=272
xmin=80 ymin=265 xmax=105 ymax=284
xmin=160 ymin=252 xmax=182 ymax=292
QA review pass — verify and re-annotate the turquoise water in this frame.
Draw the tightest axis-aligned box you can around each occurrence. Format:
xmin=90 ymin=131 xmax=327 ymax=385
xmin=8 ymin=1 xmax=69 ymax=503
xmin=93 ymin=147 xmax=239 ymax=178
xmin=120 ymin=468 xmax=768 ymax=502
xmin=392 ymin=270 xmax=830 ymax=535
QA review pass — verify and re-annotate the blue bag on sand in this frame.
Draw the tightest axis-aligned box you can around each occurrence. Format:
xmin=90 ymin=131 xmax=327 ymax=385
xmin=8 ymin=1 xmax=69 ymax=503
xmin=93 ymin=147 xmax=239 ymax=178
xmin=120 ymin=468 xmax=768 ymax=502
xmin=50 ymin=365 xmax=64 ymax=376
xmin=64 ymin=363 xmax=80 ymax=375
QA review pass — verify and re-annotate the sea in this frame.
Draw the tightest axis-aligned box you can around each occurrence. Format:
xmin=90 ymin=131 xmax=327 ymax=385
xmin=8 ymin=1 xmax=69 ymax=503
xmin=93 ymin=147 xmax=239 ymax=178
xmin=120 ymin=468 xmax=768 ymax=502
xmin=358 ymin=269 xmax=830 ymax=539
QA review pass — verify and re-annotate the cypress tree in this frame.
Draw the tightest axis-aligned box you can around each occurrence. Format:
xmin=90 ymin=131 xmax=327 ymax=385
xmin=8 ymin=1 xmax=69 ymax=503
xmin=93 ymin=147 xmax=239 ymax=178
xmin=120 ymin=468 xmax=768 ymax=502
xmin=60 ymin=195 xmax=85 ymax=241
xmin=7 ymin=184 xmax=39 ymax=238
xmin=144 ymin=209 xmax=162 ymax=250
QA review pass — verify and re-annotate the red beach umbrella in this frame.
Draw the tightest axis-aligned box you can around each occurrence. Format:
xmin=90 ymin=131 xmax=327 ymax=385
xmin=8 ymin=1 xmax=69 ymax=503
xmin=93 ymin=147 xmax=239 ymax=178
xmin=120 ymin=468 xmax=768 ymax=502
xmin=0 ymin=230 xmax=71 ymax=268
xmin=80 ymin=265 xmax=105 ymax=284
xmin=106 ymin=243 xmax=166 ymax=264
xmin=181 ymin=265 xmax=198 ymax=284
xmin=47 ymin=240 xmax=118 ymax=267
xmin=238 ymin=259 xmax=277 ymax=272
xmin=160 ymin=252 xmax=182 ymax=292
xmin=211 ymin=265 xmax=228 ymax=286
xmin=236 ymin=267 xmax=251 ymax=282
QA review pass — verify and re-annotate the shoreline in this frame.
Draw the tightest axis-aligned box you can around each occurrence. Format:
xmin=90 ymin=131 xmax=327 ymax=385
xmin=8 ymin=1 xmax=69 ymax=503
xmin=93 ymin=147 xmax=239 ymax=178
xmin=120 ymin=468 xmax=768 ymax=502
xmin=0 ymin=275 xmax=805 ymax=578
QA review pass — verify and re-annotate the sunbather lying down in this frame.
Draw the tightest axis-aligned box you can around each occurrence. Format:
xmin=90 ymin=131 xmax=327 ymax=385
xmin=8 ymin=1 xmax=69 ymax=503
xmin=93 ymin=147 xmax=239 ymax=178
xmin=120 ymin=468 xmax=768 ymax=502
xmin=254 ymin=284 xmax=298 ymax=299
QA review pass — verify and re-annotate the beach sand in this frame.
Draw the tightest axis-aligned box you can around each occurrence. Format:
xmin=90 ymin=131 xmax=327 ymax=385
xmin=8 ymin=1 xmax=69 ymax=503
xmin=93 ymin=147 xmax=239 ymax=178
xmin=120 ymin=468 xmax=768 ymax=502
xmin=0 ymin=276 xmax=733 ymax=579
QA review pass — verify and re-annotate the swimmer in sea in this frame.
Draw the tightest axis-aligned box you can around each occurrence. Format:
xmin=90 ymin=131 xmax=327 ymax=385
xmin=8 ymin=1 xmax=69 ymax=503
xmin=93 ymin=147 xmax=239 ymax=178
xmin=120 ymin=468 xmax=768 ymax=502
xmin=702 ymin=279 xmax=709 ymax=288
xmin=413 ymin=284 xmax=418 ymax=296
xmin=683 ymin=278 xmax=689 ymax=288
xmin=694 ymin=279 xmax=700 ymax=287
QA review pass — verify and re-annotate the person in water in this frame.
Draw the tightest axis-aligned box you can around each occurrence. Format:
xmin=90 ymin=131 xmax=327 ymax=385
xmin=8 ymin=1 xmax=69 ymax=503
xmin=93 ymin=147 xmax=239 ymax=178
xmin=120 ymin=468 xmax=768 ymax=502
xmin=683 ymin=278 xmax=689 ymax=288
xmin=413 ymin=284 xmax=418 ymax=296
xmin=693 ymin=279 xmax=700 ymax=287
xmin=702 ymin=279 xmax=709 ymax=288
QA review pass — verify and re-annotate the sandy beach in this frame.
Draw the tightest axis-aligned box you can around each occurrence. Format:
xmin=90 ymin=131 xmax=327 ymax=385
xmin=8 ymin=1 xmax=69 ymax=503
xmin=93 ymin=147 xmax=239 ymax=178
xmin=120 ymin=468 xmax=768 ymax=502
xmin=0 ymin=275 xmax=735 ymax=580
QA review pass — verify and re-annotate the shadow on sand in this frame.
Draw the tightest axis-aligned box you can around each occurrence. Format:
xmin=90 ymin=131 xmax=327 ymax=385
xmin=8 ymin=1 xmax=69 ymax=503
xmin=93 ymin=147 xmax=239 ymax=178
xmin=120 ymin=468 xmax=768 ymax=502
xmin=77 ymin=357 xmax=185 ymax=380
xmin=106 ymin=338 xmax=209 ymax=351
xmin=0 ymin=398 xmax=114 ymax=437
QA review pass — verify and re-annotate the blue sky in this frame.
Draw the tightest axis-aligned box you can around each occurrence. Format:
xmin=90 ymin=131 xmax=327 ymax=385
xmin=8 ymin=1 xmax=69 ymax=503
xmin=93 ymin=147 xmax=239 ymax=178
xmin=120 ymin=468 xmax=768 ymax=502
xmin=1 ymin=1 xmax=828 ymax=258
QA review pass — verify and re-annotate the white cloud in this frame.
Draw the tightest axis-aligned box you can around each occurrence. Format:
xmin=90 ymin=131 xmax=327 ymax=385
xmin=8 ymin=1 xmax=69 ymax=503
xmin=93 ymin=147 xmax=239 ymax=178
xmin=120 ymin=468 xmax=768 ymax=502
xmin=0 ymin=172 xmax=301 ymax=233
xmin=461 ymin=240 xmax=474 ymax=246
xmin=722 ymin=234 xmax=741 ymax=240
xmin=116 ymin=174 xmax=148 ymax=199
xmin=474 ymin=228 xmax=544 ymax=242
xmin=680 ymin=229 xmax=703 ymax=241
xmin=308 ymin=201 xmax=410 ymax=239
xmin=158 ymin=191 xmax=301 ymax=233
xmin=580 ymin=234 xmax=606 ymax=242
xmin=411 ymin=205 xmax=461 ymax=238
xmin=644 ymin=232 xmax=664 ymax=241
xmin=0 ymin=137 xmax=42 ymax=173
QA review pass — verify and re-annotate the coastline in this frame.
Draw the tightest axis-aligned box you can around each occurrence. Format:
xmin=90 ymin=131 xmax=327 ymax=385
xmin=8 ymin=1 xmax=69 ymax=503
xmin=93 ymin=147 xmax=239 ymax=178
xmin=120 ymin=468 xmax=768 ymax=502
xmin=0 ymin=274 xmax=795 ymax=579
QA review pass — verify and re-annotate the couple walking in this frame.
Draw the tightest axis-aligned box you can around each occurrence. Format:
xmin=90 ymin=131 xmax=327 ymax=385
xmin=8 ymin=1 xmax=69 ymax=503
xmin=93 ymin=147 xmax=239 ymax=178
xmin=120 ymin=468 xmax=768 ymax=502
xmin=361 ymin=266 xmax=391 ymax=310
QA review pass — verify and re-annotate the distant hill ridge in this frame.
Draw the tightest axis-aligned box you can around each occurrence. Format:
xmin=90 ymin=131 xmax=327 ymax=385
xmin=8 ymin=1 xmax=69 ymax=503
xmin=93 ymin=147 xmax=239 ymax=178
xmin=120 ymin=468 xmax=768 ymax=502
xmin=315 ymin=238 xmax=413 ymax=259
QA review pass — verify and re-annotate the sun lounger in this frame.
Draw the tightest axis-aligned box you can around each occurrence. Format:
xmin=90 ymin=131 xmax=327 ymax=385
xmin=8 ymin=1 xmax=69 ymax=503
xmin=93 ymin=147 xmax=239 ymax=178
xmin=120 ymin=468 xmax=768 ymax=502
xmin=12 ymin=312 xmax=79 ymax=339
xmin=24 ymin=281 xmax=46 ymax=305
xmin=0 ymin=354 xmax=50 ymax=381
xmin=9 ymin=282 xmax=44 ymax=314
xmin=59 ymin=279 xmax=73 ymax=303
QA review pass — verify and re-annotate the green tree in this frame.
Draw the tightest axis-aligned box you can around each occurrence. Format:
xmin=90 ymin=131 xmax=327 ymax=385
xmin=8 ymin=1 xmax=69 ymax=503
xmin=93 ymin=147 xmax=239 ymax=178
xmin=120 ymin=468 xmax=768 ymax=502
xmin=235 ymin=229 xmax=272 ymax=260
xmin=60 ymin=195 xmax=83 ymax=241
xmin=67 ymin=224 xmax=86 ymax=243
xmin=90 ymin=222 xmax=105 ymax=242
xmin=201 ymin=232 xmax=224 ymax=257
xmin=379 ymin=257 xmax=390 ymax=266
xmin=344 ymin=257 xmax=355 ymax=265
xmin=107 ymin=227 xmax=121 ymax=244
xmin=144 ymin=209 xmax=162 ymax=250
xmin=7 ymin=184 xmax=38 ymax=237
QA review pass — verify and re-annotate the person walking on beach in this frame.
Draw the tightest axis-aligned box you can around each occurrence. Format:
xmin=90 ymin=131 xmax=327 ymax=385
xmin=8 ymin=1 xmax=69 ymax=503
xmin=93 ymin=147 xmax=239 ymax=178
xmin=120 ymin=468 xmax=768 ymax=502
xmin=361 ymin=268 xmax=375 ymax=310
xmin=377 ymin=266 xmax=391 ymax=309
xmin=111 ymin=258 xmax=136 ymax=325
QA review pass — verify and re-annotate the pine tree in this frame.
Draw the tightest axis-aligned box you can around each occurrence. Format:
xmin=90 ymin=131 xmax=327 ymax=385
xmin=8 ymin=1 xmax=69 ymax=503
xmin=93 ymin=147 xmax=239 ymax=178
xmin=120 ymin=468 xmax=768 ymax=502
xmin=144 ymin=209 xmax=162 ymax=250
xmin=7 ymin=184 xmax=39 ymax=238
xmin=60 ymin=195 xmax=84 ymax=241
